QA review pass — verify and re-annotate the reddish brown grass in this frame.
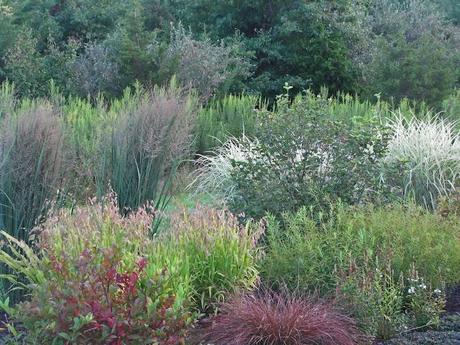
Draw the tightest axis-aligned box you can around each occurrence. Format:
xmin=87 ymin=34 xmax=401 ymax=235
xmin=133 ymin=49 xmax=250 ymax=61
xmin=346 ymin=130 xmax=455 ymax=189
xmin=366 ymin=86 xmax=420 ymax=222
xmin=201 ymin=292 xmax=364 ymax=345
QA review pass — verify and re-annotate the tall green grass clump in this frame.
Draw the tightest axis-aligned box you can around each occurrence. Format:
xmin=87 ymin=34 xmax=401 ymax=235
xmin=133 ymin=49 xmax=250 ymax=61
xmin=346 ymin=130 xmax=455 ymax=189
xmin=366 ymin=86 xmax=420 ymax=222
xmin=0 ymin=82 xmax=15 ymax=120
xmin=196 ymin=94 xmax=265 ymax=153
xmin=62 ymin=96 xmax=109 ymax=201
xmin=0 ymin=102 xmax=68 ymax=241
xmin=443 ymin=89 xmax=460 ymax=124
xmin=263 ymin=204 xmax=460 ymax=293
xmin=96 ymin=80 xmax=198 ymax=216
xmin=162 ymin=207 xmax=263 ymax=313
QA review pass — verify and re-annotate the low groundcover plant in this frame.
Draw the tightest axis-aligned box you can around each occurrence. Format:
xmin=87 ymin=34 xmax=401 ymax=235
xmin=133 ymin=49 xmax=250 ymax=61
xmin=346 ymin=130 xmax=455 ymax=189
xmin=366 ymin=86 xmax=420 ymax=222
xmin=200 ymin=291 xmax=364 ymax=345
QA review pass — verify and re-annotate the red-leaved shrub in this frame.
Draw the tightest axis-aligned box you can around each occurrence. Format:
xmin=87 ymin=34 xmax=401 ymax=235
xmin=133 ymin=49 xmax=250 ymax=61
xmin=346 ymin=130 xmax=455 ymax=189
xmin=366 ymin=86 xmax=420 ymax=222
xmin=201 ymin=292 xmax=363 ymax=345
xmin=15 ymin=244 xmax=190 ymax=345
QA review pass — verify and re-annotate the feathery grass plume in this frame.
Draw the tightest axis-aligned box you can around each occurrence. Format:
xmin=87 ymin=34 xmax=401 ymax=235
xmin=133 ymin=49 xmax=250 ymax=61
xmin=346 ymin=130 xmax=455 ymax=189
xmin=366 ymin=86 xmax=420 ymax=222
xmin=383 ymin=114 xmax=460 ymax=208
xmin=96 ymin=79 xmax=197 ymax=220
xmin=190 ymin=136 xmax=259 ymax=202
xmin=0 ymin=101 xmax=68 ymax=241
xmin=201 ymin=291 xmax=363 ymax=345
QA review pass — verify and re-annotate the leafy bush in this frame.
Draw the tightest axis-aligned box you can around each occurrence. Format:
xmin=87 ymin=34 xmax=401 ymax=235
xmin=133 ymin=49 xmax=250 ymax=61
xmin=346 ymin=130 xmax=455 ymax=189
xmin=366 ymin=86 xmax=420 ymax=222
xmin=262 ymin=204 xmax=460 ymax=338
xmin=201 ymin=291 xmax=363 ymax=345
xmin=165 ymin=24 xmax=252 ymax=101
xmin=383 ymin=115 xmax=460 ymax=209
xmin=70 ymin=42 xmax=120 ymax=98
xmin=357 ymin=0 xmax=460 ymax=106
xmin=227 ymin=89 xmax=389 ymax=218
xmin=0 ymin=194 xmax=262 ymax=342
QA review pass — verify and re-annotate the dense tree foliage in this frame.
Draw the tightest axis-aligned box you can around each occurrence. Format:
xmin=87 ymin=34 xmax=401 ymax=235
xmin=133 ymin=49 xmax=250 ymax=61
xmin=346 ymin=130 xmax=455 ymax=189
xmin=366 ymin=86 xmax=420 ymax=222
xmin=0 ymin=0 xmax=458 ymax=105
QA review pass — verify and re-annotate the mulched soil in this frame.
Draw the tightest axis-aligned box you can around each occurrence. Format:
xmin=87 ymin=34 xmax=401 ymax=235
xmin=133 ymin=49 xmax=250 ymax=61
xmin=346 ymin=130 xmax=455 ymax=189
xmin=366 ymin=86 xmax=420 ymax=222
xmin=447 ymin=284 xmax=460 ymax=314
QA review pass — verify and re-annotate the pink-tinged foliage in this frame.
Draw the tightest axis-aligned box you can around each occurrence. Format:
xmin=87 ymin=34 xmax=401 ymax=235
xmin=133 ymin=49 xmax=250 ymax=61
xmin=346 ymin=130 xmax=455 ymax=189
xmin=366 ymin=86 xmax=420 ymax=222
xmin=18 ymin=245 xmax=190 ymax=345
xmin=201 ymin=292 xmax=364 ymax=345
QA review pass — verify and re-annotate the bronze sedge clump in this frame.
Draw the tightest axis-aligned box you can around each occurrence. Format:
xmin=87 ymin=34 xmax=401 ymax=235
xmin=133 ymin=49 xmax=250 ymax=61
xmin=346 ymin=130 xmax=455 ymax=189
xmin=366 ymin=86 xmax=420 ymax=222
xmin=201 ymin=291 xmax=364 ymax=345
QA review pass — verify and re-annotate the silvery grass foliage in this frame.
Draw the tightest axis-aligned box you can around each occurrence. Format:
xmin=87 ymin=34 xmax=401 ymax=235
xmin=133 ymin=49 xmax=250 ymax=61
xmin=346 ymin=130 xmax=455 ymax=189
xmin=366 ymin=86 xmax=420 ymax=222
xmin=383 ymin=114 xmax=460 ymax=208
xmin=190 ymin=136 xmax=259 ymax=202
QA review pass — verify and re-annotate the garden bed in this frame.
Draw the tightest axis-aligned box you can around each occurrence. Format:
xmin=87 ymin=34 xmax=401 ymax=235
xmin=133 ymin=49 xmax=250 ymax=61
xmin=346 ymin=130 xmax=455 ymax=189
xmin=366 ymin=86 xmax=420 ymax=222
xmin=379 ymin=286 xmax=460 ymax=345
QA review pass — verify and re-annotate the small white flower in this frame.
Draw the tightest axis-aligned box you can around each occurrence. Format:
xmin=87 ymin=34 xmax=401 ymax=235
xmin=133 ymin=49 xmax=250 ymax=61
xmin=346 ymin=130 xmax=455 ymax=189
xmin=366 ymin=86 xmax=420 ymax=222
xmin=419 ymin=283 xmax=427 ymax=290
xmin=408 ymin=287 xmax=416 ymax=294
xmin=434 ymin=289 xmax=442 ymax=295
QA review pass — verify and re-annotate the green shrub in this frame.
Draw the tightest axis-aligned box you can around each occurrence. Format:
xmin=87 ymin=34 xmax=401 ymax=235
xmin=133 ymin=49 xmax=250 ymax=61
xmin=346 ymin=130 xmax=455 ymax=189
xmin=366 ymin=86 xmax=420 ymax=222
xmin=263 ymin=204 xmax=460 ymax=293
xmin=0 ymin=196 xmax=262 ymax=342
xmin=358 ymin=0 xmax=459 ymax=107
xmin=262 ymin=204 xmax=459 ymax=338
xmin=165 ymin=24 xmax=252 ymax=102
xmin=228 ymin=89 xmax=389 ymax=219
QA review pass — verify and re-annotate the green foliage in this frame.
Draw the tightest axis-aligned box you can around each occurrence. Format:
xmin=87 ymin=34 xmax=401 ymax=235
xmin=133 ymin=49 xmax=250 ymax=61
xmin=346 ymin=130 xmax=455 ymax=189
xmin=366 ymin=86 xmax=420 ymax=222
xmin=69 ymin=42 xmax=120 ymax=98
xmin=367 ymin=33 xmax=458 ymax=107
xmin=228 ymin=89 xmax=389 ymax=219
xmin=196 ymin=94 xmax=265 ymax=153
xmin=0 ymin=196 xmax=261 ymax=342
xmin=173 ymin=0 xmax=362 ymax=97
xmin=1 ymin=0 xmax=458 ymax=102
xmin=95 ymin=81 xmax=197 ymax=215
xmin=103 ymin=2 xmax=164 ymax=91
xmin=443 ymin=89 xmax=460 ymax=123
xmin=160 ymin=207 xmax=263 ymax=313
xmin=0 ymin=101 xmax=68 ymax=241
xmin=339 ymin=260 xmax=407 ymax=339
xmin=165 ymin=24 xmax=252 ymax=101
xmin=358 ymin=0 xmax=460 ymax=107
xmin=0 ymin=200 xmax=191 ymax=344
xmin=263 ymin=204 xmax=460 ymax=294
xmin=262 ymin=204 xmax=459 ymax=338
xmin=3 ymin=30 xmax=47 ymax=98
